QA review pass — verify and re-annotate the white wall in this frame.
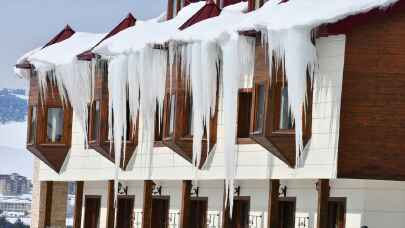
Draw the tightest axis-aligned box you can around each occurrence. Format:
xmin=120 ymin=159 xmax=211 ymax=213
xmin=81 ymin=179 xmax=405 ymax=228
xmin=37 ymin=35 xmax=346 ymax=182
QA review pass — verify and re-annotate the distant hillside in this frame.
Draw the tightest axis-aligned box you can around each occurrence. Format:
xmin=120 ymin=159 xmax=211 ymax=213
xmin=0 ymin=88 xmax=27 ymax=123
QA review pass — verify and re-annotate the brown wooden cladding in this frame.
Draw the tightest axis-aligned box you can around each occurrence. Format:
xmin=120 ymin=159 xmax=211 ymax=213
xmin=250 ymin=35 xmax=312 ymax=167
xmin=27 ymin=73 xmax=73 ymax=173
xmin=73 ymin=181 xmax=84 ymax=228
xmin=337 ymin=8 xmax=405 ymax=180
xmin=162 ymin=57 xmax=218 ymax=169
xmin=88 ymin=60 xmax=138 ymax=170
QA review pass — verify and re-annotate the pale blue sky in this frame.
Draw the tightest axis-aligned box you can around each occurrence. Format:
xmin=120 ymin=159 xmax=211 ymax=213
xmin=0 ymin=0 xmax=166 ymax=89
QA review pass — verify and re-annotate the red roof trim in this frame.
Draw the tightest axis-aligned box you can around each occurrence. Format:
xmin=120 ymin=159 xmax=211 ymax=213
xmin=77 ymin=13 xmax=137 ymax=61
xmin=179 ymin=0 xmax=221 ymax=30
xmin=43 ymin=24 xmax=75 ymax=49
xmin=319 ymin=0 xmax=405 ymax=36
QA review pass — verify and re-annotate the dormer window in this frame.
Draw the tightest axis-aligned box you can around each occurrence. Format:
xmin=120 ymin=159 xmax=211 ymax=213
xmin=88 ymin=59 xmax=138 ymax=169
xmin=249 ymin=33 xmax=312 ymax=167
xmin=162 ymin=57 xmax=218 ymax=168
xmin=26 ymin=71 xmax=73 ymax=173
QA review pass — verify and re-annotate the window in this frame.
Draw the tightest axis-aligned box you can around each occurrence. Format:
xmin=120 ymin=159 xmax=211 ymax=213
xmin=274 ymin=84 xmax=294 ymax=132
xmin=90 ymin=101 xmax=100 ymax=141
xmin=168 ymin=95 xmax=176 ymax=136
xmin=248 ymin=40 xmax=312 ymax=167
xmin=46 ymin=107 xmax=64 ymax=143
xmin=237 ymin=89 xmax=253 ymax=141
xmin=254 ymin=83 xmax=266 ymax=133
xmin=28 ymin=106 xmax=37 ymax=144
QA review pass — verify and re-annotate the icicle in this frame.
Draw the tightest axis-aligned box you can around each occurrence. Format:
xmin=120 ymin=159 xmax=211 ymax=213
xmin=265 ymin=27 xmax=317 ymax=167
xmin=107 ymin=55 xmax=129 ymax=208
xmin=221 ymin=35 xmax=255 ymax=217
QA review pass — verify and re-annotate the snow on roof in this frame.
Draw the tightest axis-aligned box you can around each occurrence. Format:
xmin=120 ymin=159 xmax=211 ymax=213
xmin=28 ymin=32 xmax=105 ymax=69
xmin=94 ymin=2 xmax=206 ymax=56
xmin=171 ymin=2 xmax=248 ymax=43
xmin=237 ymin=0 xmax=399 ymax=31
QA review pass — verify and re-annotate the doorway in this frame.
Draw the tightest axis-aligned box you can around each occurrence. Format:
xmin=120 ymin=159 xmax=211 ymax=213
xmin=328 ymin=198 xmax=346 ymax=228
xmin=116 ymin=196 xmax=135 ymax=228
xmin=189 ymin=197 xmax=208 ymax=228
xmin=151 ymin=196 xmax=170 ymax=228
xmin=279 ymin=198 xmax=296 ymax=228
xmin=224 ymin=196 xmax=250 ymax=228
xmin=83 ymin=195 xmax=101 ymax=228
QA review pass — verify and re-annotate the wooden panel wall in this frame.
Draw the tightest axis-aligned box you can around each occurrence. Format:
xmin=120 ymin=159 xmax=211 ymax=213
xmin=338 ymin=7 xmax=405 ymax=180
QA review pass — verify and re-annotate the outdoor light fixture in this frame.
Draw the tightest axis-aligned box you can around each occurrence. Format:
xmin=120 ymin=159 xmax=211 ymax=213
xmin=191 ymin=186 xmax=200 ymax=197
xmin=234 ymin=186 xmax=241 ymax=197
xmin=152 ymin=185 xmax=162 ymax=196
xmin=118 ymin=182 xmax=128 ymax=196
xmin=279 ymin=185 xmax=287 ymax=198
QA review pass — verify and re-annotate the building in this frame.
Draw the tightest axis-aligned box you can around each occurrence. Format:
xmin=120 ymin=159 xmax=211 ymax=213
xmin=0 ymin=195 xmax=31 ymax=215
xmin=15 ymin=0 xmax=405 ymax=228
xmin=0 ymin=174 xmax=31 ymax=196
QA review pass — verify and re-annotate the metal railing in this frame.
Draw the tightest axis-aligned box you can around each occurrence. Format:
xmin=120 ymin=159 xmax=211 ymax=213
xmin=134 ymin=211 xmax=143 ymax=228
xmin=249 ymin=213 xmax=264 ymax=228
xmin=296 ymin=216 xmax=310 ymax=228
xmin=207 ymin=212 xmax=221 ymax=228
xmin=169 ymin=211 xmax=180 ymax=228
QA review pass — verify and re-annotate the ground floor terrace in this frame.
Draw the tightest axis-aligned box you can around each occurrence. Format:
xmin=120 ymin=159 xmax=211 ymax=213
xmin=30 ymin=179 xmax=405 ymax=228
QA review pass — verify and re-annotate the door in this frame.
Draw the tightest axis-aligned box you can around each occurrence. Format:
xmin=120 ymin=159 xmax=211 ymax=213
xmin=224 ymin=197 xmax=250 ymax=228
xmin=151 ymin=197 xmax=170 ymax=228
xmin=116 ymin=196 xmax=135 ymax=228
xmin=84 ymin=196 xmax=101 ymax=228
xmin=279 ymin=199 xmax=296 ymax=228
xmin=328 ymin=198 xmax=346 ymax=228
xmin=189 ymin=198 xmax=208 ymax=228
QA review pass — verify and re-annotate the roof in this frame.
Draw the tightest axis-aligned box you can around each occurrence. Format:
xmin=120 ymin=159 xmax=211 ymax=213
xmin=15 ymin=25 xmax=75 ymax=69
xmin=179 ymin=0 xmax=221 ymax=30
xmin=77 ymin=13 xmax=137 ymax=61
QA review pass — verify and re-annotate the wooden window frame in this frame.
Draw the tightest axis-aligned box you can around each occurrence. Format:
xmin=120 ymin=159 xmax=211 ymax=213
xmin=162 ymin=56 xmax=218 ymax=168
xmin=249 ymin=33 xmax=312 ymax=167
xmin=26 ymin=71 xmax=73 ymax=173
xmin=328 ymin=197 xmax=346 ymax=228
xmin=87 ymin=59 xmax=138 ymax=169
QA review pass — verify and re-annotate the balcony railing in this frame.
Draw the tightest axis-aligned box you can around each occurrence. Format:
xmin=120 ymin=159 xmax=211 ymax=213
xmin=249 ymin=213 xmax=264 ymax=228
xmin=207 ymin=211 xmax=221 ymax=228
xmin=296 ymin=216 xmax=310 ymax=228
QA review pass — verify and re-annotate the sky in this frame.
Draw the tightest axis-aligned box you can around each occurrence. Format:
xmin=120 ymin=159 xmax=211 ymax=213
xmin=0 ymin=0 xmax=167 ymax=89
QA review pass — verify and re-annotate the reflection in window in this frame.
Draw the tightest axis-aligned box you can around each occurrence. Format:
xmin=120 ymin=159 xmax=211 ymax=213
xmin=173 ymin=0 xmax=178 ymax=17
xmin=29 ymin=106 xmax=37 ymax=144
xmin=255 ymin=84 xmax=266 ymax=133
xmin=237 ymin=91 xmax=252 ymax=138
xmin=91 ymin=101 xmax=100 ymax=141
xmin=47 ymin=107 xmax=64 ymax=143
xmin=279 ymin=87 xmax=293 ymax=130
xmin=169 ymin=95 xmax=176 ymax=136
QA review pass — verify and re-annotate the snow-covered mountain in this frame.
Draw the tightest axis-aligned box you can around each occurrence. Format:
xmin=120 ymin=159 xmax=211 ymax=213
xmin=0 ymin=88 xmax=27 ymax=123
xmin=0 ymin=89 xmax=32 ymax=178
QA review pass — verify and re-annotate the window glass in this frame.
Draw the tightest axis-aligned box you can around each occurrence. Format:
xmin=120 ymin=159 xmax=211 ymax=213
xmin=279 ymin=87 xmax=293 ymax=130
xmin=91 ymin=101 xmax=100 ymax=141
xmin=47 ymin=107 xmax=64 ymax=143
xmin=29 ymin=106 xmax=37 ymax=144
xmin=254 ymin=84 xmax=266 ymax=133
xmin=173 ymin=0 xmax=178 ymax=17
xmin=186 ymin=96 xmax=193 ymax=136
xmin=169 ymin=95 xmax=176 ymax=136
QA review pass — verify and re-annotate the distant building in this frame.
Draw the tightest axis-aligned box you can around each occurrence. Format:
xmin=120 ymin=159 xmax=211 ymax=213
xmin=0 ymin=196 xmax=31 ymax=214
xmin=0 ymin=173 xmax=31 ymax=196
